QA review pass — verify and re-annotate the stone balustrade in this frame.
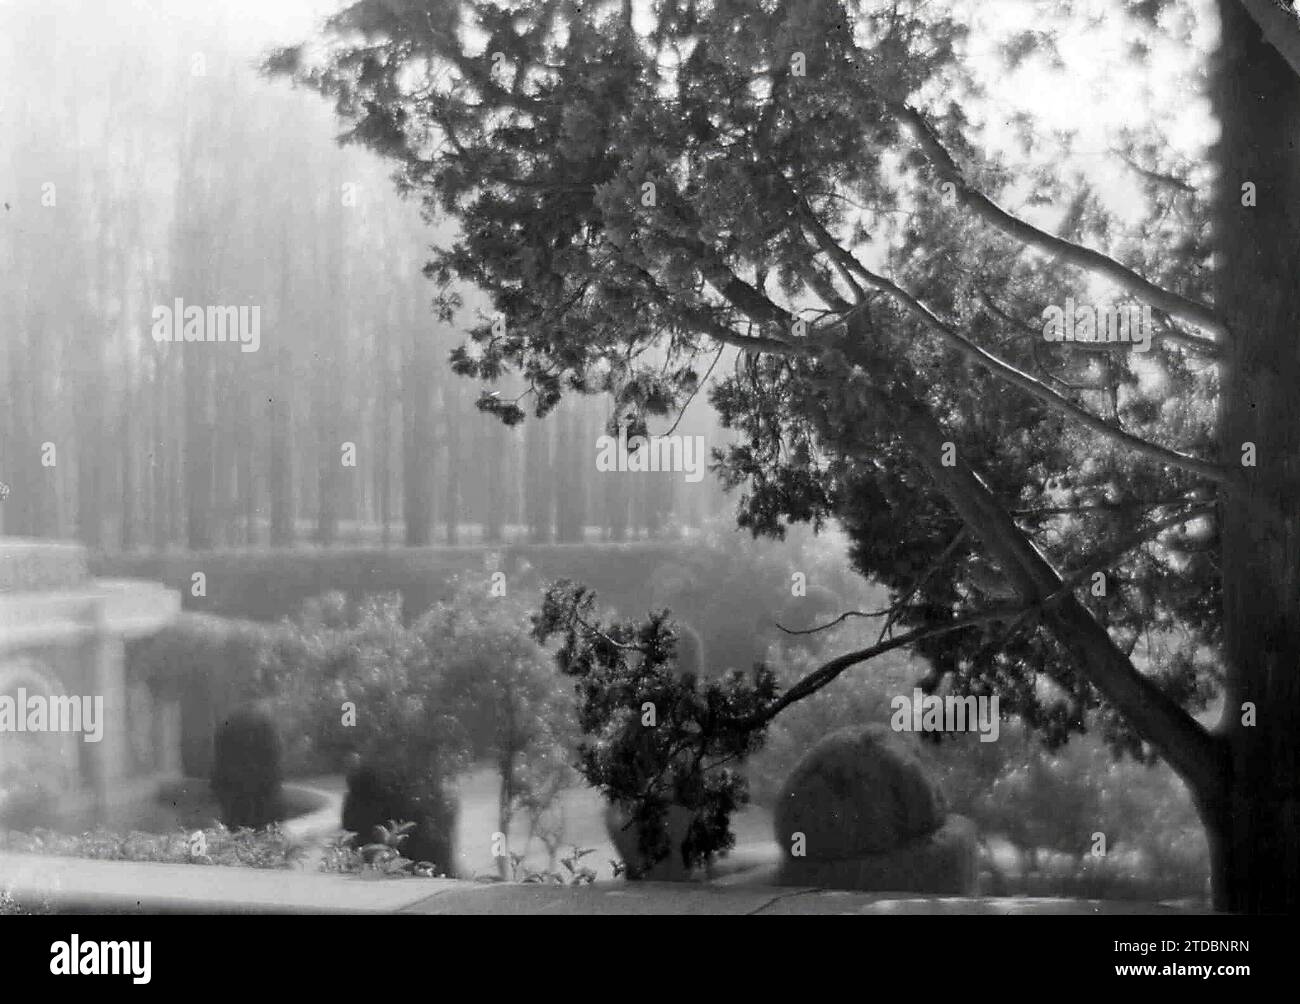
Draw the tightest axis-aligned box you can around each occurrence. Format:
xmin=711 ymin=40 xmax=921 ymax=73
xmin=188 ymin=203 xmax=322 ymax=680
xmin=0 ymin=538 xmax=180 ymax=828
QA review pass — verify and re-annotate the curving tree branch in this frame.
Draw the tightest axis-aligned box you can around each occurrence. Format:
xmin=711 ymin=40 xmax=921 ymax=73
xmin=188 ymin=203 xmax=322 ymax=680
xmin=893 ymin=102 xmax=1229 ymax=341
xmin=1237 ymin=0 xmax=1300 ymax=80
xmin=673 ymin=251 xmax=1224 ymax=792
xmin=792 ymin=200 xmax=1235 ymax=485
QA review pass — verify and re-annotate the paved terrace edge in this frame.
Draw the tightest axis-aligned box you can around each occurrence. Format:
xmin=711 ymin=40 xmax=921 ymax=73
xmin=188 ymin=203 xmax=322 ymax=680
xmin=1 ymin=852 xmax=1206 ymax=915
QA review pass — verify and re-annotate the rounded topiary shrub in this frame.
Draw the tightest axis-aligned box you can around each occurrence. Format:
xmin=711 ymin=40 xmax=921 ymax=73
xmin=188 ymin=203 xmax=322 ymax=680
xmin=341 ymin=756 xmax=459 ymax=877
xmin=210 ymin=703 xmax=283 ymax=830
xmin=774 ymin=724 xmax=945 ymax=858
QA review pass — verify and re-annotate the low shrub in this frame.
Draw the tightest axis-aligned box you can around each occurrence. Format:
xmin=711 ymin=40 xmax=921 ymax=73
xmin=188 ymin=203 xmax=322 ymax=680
xmin=0 ymin=888 xmax=51 ymax=915
xmin=257 ymin=582 xmax=580 ymax=876
xmin=744 ymin=643 xmax=917 ymax=806
xmin=774 ymin=724 xmax=946 ymax=858
xmin=255 ymin=592 xmax=471 ymax=781
xmin=742 ymin=621 xmax=1208 ymax=899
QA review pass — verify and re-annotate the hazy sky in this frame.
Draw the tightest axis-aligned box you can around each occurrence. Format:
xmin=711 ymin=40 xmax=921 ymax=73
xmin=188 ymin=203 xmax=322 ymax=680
xmin=2 ymin=0 xmax=1219 ymax=348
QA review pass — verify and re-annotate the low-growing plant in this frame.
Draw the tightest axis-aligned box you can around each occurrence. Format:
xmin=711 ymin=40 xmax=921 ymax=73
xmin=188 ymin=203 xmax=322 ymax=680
xmin=319 ymin=822 xmax=446 ymax=878
xmin=0 ymin=823 xmax=309 ymax=870
xmin=744 ymin=643 xmax=918 ymax=806
xmin=0 ymin=888 xmax=50 ymax=915
xmin=500 ymin=844 xmax=598 ymax=885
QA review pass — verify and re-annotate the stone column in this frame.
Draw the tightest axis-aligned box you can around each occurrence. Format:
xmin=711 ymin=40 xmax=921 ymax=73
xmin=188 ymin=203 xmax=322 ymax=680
xmin=158 ymin=697 xmax=183 ymax=777
xmin=86 ymin=599 xmax=128 ymax=814
xmin=128 ymin=679 xmax=155 ymax=773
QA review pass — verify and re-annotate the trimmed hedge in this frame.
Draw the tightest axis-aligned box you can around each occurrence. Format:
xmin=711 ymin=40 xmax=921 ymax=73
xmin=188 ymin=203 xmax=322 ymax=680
xmin=98 ymin=538 xmax=874 ymax=675
xmin=95 ymin=542 xmax=722 ymax=628
xmin=774 ymin=724 xmax=946 ymax=858
xmin=96 ymin=546 xmax=490 ymax=624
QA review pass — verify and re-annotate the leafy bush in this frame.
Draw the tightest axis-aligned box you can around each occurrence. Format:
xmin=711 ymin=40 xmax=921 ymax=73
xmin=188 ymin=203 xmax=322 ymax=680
xmin=744 ymin=642 xmax=918 ymax=805
xmin=502 ymin=845 xmax=598 ymax=885
xmin=256 ymin=591 xmax=468 ymax=779
xmin=210 ymin=703 xmax=284 ymax=830
xmin=251 ymin=591 xmax=467 ymax=875
xmin=775 ymin=724 xmax=946 ymax=857
xmin=414 ymin=577 xmax=579 ymax=872
xmin=932 ymin=722 xmax=1209 ymax=897
xmin=532 ymin=580 xmax=776 ymax=876
xmin=253 ymin=583 xmax=581 ymax=877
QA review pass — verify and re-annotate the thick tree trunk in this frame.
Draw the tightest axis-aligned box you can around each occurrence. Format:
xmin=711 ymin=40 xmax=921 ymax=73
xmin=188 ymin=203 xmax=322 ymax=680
xmin=484 ymin=417 xmax=506 ymax=544
xmin=604 ymin=457 xmax=629 ymax=541
xmin=215 ymin=360 xmax=240 ymax=547
xmin=269 ymin=344 xmax=295 ymax=548
xmin=444 ymin=383 xmax=462 ymax=545
xmin=316 ymin=425 xmax=341 ymax=547
xmin=184 ymin=352 xmax=215 ymax=551
xmin=1204 ymin=0 xmax=1300 ymax=914
xmin=239 ymin=376 xmax=257 ymax=547
xmin=402 ymin=336 xmax=433 ymax=547
xmin=76 ymin=323 xmax=104 ymax=548
xmin=556 ymin=404 xmax=586 ymax=542
xmin=376 ymin=320 xmax=394 ymax=546
xmin=151 ymin=357 xmax=170 ymax=552
xmin=525 ymin=415 xmax=552 ymax=543
xmin=120 ymin=372 xmax=136 ymax=551
xmin=4 ymin=316 xmax=38 ymax=536
xmin=270 ymin=227 xmax=296 ymax=549
xmin=315 ymin=389 xmax=340 ymax=547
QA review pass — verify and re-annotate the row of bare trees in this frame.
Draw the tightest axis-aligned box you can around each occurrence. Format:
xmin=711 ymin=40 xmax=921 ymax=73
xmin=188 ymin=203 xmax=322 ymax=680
xmin=0 ymin=0 xmax=727 ymax=550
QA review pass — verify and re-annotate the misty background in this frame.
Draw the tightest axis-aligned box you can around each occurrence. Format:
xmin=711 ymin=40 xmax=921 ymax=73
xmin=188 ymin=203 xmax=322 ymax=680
xmin=0 ymin=0 xmax=731 ymax=550
xmin=0 ymin=0 xmax=1215 ymax=903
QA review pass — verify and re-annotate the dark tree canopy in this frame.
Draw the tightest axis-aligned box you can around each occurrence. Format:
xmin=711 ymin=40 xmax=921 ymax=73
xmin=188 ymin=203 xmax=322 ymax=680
xmin=270 ymin=0 xmax=1300 ymax=911
xmin=270 ymin=0 xmax=1215 ymax=750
